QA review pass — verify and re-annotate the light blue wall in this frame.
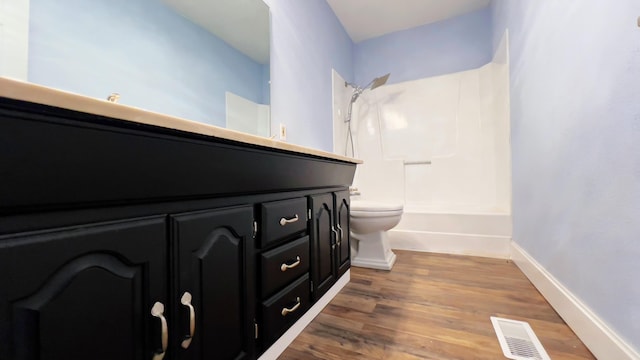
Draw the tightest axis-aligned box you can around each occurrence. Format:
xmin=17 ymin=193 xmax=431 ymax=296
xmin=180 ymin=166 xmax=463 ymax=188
xmin=29 ymin=0 xmax=264 ymax=127
xmin=492 ymin=0 xmax=640 ymax=351
xmin=265 ymin=0 xmax=353 ymax=151
xmin=354 ymin=7 xmax=492 ymax=86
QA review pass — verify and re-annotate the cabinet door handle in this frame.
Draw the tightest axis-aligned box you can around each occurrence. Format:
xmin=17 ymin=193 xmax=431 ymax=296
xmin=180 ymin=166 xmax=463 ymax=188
xmin=281 ymin=297 xmax=301 ymax=316
xmin=279 ymin=214 xmax=299 ymax=226
xmin=180 ymin=292 xmax=196 ymax=349
xmin=336 ymin=224 xmax=344 ymax=245
xmin=151 ymin=302 xmax=168 ymax=360
xmin=280 ymin=256 xmax=301 ymax=272
xmin=331 ymin=226 xmax=340 ymax=245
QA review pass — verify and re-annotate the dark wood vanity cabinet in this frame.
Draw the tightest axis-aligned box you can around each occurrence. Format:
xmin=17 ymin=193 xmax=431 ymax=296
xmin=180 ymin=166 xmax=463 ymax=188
xmin=170 ymin=206 xmax=256 ymax=360
xmin=308 ymin=191 xmax=351 ymax=301
xmin=334 ymin=191 xmax=351 ymax=278
xmin=0 ymin=216 xmax=168 ymax=360
xmin=0 ymin=96 xmax=356 ymax=360
xmin=0 ymin=207 xmax=258 ymax=360
xmin=309 ymin=193 xmax=337 ymax=301
xmin=257 ymin=198 xmax=312 ymax=352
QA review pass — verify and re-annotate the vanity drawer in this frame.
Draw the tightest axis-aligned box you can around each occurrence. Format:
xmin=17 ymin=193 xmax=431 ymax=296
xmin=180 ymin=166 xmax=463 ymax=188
xmin=260 ymin=197 xmax=307 ymax=248
xmin=261 ymin=273 xmax=311 ymax=346
xmin=261 ymin=236 xmax=310 ymax=298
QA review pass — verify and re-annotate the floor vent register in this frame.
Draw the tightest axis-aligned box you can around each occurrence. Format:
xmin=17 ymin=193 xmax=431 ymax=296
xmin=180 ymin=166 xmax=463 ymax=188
xmin=490 ymin=316 xmax=551 ymax=360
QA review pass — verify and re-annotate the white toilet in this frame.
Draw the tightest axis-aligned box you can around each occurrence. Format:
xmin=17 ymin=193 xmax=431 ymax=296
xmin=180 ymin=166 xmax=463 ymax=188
xmin=350 ymin=200 xmax=403 ymax=270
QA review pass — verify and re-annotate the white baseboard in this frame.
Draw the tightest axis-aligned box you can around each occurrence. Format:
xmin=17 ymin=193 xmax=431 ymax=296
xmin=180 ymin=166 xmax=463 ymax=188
xmin=510 ymin=242 xmax=640 ymax=360
xmin=388 ymin=229 xmax=511 ymax=259
xmin=258 ymin=270 xmax=350 ymax=360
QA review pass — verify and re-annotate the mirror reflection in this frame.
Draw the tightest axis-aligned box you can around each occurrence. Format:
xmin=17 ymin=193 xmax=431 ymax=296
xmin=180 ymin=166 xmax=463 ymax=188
xmin=25 ymin=0 xmax=270 ymax=136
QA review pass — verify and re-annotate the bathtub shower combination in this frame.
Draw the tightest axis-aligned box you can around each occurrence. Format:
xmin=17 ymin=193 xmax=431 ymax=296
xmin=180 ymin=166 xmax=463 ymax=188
xmin=333 ymin=38 xmax=512 ymax=259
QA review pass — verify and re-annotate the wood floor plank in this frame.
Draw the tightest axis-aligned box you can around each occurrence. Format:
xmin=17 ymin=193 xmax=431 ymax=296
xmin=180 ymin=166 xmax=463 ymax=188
xmin=280 ymin=251 xmax=595 ymax=359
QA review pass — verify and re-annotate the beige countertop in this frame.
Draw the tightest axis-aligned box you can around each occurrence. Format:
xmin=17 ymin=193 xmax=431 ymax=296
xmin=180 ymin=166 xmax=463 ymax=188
xmin=0 ymin=77 xmax=362 ymax=164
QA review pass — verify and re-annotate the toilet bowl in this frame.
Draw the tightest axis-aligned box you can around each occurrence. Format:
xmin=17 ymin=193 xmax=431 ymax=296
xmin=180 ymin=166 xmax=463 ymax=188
xmin=350 ymin=200 xmax=403 ymax=270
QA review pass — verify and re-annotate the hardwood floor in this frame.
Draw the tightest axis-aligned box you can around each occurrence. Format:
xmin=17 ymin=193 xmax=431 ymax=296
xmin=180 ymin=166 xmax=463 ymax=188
xmin=280 ymin=250 xmax=594 ymax=360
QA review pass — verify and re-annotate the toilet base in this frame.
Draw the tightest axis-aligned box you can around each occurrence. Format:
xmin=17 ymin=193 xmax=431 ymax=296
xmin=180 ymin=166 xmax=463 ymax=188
xmin=350 ymin=231 xmax=397 ymax=271
xmin=351 ymin=251 xmax=397 ymax=271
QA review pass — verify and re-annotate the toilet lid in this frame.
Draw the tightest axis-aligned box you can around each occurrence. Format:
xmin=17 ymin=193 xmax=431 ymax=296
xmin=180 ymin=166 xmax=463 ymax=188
xmin=350 ymin=200 xmax=403 ymax=212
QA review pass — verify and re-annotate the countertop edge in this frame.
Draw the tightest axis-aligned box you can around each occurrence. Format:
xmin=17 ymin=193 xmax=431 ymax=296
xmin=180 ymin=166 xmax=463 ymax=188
xmin=0 ymin=77 xmax=362 ymax=164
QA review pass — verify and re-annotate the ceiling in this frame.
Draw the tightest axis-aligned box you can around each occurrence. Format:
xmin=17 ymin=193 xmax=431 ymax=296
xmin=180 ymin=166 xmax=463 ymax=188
xmin=162 ymin=0 xmax=270 ymax=64
xmin=326 ymin=0 xmax=491 ymax=43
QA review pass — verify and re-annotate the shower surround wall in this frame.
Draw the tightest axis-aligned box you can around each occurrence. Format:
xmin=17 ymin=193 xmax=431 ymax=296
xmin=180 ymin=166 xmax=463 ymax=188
xmin=334 ymin=41 xmax=511 ymax=258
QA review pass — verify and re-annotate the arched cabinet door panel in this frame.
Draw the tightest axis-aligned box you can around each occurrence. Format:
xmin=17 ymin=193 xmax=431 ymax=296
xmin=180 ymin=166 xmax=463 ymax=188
xmin=0 ymin=216 xmax=167 ymax=360
xmin=334 ymin=191 xmax=351 ymax=278
xmin=308 ymin=194 xmax=336 ymax=301
xmin=171 ymin=206 xmax=255 ymax=360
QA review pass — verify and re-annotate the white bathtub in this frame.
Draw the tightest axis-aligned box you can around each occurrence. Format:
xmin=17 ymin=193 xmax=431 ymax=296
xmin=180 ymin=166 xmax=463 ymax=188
xmin=388 ymin=205 xmax=512 ymax=259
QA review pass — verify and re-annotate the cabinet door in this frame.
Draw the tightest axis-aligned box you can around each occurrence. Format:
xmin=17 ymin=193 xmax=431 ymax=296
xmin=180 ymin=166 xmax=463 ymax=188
xmin=171 ymin=206 xmax=255 ymax=360
xmin=334 ymin=191 xmax=351 ymax=278
xmin=0 ymin=216 xmax=167 ymax=360
xmin=308 ymin=194 xmax=336 ymax=301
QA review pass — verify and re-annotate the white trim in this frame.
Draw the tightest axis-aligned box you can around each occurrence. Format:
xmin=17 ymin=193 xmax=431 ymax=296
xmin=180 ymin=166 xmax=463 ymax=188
xmin=510 ymin=242 xmax=640 ymax=360
xmin=258 ymin=270 xmax=350 ymax=360
xmin=389 ymin=229 xmax=511 ymax=259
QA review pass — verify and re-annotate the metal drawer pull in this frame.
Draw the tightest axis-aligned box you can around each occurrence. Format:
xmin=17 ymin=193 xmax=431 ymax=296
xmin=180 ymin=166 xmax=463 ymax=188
xmin=151 ymin=302 xmax=168 ymax=360
xmin=279 ymin=214 xmax=299 ymax=226
xmin=281 ymin=297 xmax=301 ymax=316
xmin=336 ymin=224 xmax=344 ymax=245
xmin=280 ymin=256 xmax=301 ymax=272
xmin=180 ymin=292 xmax=196 ymax=349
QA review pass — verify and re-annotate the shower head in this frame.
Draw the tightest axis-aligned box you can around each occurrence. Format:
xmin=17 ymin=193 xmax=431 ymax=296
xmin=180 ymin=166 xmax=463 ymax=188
xmin=346 ymin=73 xmax=391 ymax=93
xmin=346 ymin=73 xmax=391 ymax=105
xmin=369 ymin=73 xmax=390 ymax=90
xmin=342 ymin=72 xmax=391 ymax=157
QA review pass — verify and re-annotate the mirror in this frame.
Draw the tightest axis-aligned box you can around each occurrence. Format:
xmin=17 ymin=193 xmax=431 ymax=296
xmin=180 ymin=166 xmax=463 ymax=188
xmin=162 ymin=0 xmax=271 ymax=137
xmin=2 ymin=0 xmax=270 ymax=137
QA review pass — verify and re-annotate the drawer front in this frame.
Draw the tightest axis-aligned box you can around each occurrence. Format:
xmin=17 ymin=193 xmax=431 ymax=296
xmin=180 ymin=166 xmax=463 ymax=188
xmin=261 ymin=274 xmax=311 ymax=346
xmin=260 ymin=197 xmax=308 ymax=248
xmin=261 ymin=236 xmax=310 ymax=298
